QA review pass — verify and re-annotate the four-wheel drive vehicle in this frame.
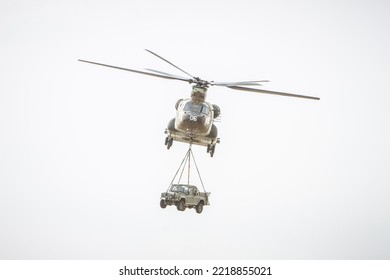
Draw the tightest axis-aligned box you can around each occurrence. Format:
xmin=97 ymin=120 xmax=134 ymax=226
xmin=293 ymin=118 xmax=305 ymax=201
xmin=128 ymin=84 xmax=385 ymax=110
xmin=160 ymin=184 xmax=210 ymax=213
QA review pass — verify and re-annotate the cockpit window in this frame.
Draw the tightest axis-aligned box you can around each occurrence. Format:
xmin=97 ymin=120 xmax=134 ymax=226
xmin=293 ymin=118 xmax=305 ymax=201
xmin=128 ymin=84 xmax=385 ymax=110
xmin=184 ymin=102 xmax=209 ymax=114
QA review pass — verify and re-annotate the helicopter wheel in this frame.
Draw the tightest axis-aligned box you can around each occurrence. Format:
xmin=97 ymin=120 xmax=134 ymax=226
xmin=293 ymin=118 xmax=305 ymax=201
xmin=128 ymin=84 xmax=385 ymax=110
xmin=207 ymin=144 xmax=211 ymax=153
xmin=209 ymin=145 xmax=215 ymax=157
xmin=166 ymin=137 xmax=173 ymax=149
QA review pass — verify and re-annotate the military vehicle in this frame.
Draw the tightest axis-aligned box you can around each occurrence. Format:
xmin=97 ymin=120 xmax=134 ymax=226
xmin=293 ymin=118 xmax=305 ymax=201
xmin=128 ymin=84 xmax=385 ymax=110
xmin=160 ymin=184 xmax=210 ymax=213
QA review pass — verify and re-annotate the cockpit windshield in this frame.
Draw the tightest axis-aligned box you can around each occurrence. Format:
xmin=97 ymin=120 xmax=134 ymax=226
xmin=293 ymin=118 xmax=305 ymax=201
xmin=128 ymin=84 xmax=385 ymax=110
xmin=184 ymin=102 xmax=209 ymax=114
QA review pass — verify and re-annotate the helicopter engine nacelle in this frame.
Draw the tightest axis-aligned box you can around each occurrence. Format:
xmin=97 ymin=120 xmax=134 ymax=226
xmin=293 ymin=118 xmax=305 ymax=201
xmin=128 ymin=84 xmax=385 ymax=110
xmin=212 ymin=104 xmax=221 ymax=118
xmin=175 ymin=99 xmax=183 ymax=110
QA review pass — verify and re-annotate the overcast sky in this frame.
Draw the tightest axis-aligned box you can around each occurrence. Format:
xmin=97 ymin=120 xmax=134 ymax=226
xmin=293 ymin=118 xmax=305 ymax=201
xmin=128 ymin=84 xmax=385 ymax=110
xmin=1 ymin=0 xmax=389 ymax=259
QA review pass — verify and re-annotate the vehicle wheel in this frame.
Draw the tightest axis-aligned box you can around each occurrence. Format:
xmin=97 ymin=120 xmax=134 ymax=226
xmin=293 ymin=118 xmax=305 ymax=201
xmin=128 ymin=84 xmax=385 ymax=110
xmin=195 ymin=201 xmax=204 ymax=214
xmin=177 ymin=199 xmax=185 ymax=211
xmin=207 ymin=144 xmax=210 ymax=153
xmin=160 ymin=200 xmax=167 ymax=209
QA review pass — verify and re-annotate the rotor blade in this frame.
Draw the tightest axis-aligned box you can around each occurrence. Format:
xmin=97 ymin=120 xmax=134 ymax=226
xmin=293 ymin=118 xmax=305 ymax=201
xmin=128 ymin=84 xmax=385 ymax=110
xmin=226 ymin=85 xmax=320 ymax=100
xmin=213 ymin=80 xmax=270 ymax=86
xmin=78 ymin=59 xmax=191 ymax=83
xmin=145 ymin=68 xmax=191 ymax=81
xmin=145 ymin=49 xmax=196 ymax=79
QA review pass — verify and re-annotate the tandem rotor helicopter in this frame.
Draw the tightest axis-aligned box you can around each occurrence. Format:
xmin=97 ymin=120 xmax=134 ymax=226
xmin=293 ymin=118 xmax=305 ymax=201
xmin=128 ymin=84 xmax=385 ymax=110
xmin=79 ymin=49 xmax=320 ymax=157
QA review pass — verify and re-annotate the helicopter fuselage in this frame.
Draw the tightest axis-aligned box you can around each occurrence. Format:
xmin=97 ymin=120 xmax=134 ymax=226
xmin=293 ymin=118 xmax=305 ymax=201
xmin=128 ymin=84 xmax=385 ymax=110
xmin=165 ymin=86 xmax=220 ymax=156
xmin=176 ymin=99 xmax=213 ymax=135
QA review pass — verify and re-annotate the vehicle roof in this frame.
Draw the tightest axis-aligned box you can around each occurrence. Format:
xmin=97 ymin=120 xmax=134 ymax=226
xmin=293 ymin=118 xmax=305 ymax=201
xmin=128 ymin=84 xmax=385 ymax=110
xmin=172 ymin=183 xmax=197 ymax=188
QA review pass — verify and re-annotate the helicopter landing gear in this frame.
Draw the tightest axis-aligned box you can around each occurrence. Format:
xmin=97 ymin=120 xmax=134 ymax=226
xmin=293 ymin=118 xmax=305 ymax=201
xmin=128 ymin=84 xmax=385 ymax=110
xmin=207 ymin=144 xmax=216 ymax=157
xmin=165 ymin=136 xmax=173 ymax=149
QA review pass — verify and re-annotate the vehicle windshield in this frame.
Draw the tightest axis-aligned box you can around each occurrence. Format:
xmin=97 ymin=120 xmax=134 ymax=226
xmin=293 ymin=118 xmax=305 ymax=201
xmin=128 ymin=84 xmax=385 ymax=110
xmin=170 ymin=184 xmax=189 ymax=193
xmin=184 ymin=102 xmax=209 ymax=114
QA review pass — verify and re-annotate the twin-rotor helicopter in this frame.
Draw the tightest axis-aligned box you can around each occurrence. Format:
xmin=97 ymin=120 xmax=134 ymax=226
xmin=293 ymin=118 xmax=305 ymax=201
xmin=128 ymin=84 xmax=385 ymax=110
xmin=79 ymin=49 xmax=319 ymax=157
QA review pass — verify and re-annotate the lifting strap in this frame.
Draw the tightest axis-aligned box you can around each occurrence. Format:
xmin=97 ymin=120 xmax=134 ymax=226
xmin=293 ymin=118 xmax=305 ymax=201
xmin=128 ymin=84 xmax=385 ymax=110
xmin=189 ymin=147 xmax=207 ymax=193
xmin=166 ymin=144 xmax=207 ymax=193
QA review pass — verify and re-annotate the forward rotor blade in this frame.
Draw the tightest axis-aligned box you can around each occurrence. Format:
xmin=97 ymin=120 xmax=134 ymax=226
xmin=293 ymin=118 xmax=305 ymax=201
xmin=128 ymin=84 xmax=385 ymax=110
xmin=78 ymin=59 xmax=191 ymax=83
xmin=227 ymin=85 xmax=320 ymax=100
xmin=145 ymin=68 xmax=191 ymax=81
xmin=145 ymin=49 xmax=196 ymax=79
xmin=213 ymin=80 xmax=270 ymax=86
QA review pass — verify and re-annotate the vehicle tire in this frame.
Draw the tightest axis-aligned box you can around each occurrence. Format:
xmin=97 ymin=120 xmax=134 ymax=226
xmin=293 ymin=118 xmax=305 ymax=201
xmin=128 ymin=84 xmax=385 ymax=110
xmin=160 ymin=200 xmax=167 ymax=209
xmin=195 ymin=201 xmax=204 ymax=214
xmin=177 ymin=199 xmax=185 ymax=211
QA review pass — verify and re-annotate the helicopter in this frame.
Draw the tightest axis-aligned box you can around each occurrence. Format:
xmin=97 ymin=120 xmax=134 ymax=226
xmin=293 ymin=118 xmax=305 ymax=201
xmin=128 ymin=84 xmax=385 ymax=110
xmin=79 ymin=49 xmax=320 ymax=157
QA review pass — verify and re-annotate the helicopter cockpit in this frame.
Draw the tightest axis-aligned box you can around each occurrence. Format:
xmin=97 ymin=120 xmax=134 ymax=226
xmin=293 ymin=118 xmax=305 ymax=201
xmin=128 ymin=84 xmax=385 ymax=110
xmin=184 ymin=102 xmax=210 ymax=115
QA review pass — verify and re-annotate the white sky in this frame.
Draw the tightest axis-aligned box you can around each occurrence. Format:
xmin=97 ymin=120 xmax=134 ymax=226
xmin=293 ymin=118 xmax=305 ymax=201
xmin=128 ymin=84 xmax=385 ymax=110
xmin=1 ymin=0 xmax=389 ymax=259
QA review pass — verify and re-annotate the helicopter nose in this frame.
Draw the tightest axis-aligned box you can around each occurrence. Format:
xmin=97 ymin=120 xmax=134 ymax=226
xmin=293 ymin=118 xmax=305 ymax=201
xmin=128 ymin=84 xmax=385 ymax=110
xmin=184 ymin=113 xmax=203 ymax=123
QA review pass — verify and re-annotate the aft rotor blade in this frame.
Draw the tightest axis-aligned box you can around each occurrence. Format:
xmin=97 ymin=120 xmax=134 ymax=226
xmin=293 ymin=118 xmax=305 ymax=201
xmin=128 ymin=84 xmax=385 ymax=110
xmin=227 ymin=85 xmax=320 ymax=100
xmin=213 ymin=80 xmax=270 ymax=86
xmin=145 ymin=49 xmax=196 ymax=79
xmin=78 ymin=59 xmax=191 ymax=83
